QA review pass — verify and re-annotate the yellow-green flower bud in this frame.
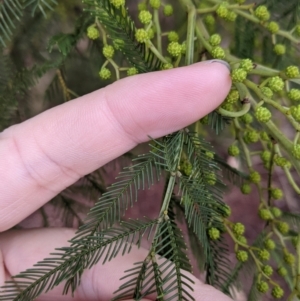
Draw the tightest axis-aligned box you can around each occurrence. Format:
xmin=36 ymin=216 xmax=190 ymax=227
xmin=258 ymin=249 xmax=270 ymax=261
xmin=167 ymin=31 xmax=179 ymax=42
xmin=271 ymin=286 xmax=284 ymax=299
xmin=135 ymin=28 xmax=149 ymax=43
xmin=211 ymin=46 xmax=225 ymax=59
xmin=163 ymin=4 xmax=173 ymax=16
xmin=149 ymin=0 xmax=161 ymax=9
xmin=87 ymin=26 xmax=100 ymax=40
xmin=285 ymin=65 xmax=300 ymax=78
xmin=273 ymin=44 xmax=286 ymax=55
xmin=267 ymin=21 xmax=280 ymax=34
xmin=267 ymin=76 xmax=284 ymax=92
xmin=288 ymin=89 xmax=300 ymax=101
xmin=167 ymin=42 xmax=182 ymax=57
xmin=138 ymin=10 xmax=152 ymax=24
xmin=99 ymin=68 xmax=111 ymax=80
xmin=109 ymin=0 xmax=125 ymax=8
xmin=254 ymin=5 xmax=270 ymax=21
xmin=236 ymin=250 xmax=248 ymax=262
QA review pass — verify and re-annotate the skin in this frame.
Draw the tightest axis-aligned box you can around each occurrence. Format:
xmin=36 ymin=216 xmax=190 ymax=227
xmin=0 ymin=61 xmax=233 ymax=300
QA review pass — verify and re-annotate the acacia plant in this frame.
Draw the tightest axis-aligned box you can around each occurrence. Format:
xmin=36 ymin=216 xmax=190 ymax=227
xmin=1 ymin=0 xmax=300 ymax=300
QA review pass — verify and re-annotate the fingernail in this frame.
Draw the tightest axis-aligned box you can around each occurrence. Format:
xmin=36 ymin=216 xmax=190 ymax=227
xmin=208 ymin=59 xmax=231 ymax=71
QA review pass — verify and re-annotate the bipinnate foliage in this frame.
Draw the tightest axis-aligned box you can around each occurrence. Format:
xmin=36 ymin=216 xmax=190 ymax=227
xmin=1 ymin=0 xmax=300 ymax=301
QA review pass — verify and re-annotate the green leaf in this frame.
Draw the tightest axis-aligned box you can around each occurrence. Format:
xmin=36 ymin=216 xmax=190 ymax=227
xmin=0 ymin=219 xmax=159 ymax=300
xmin=83 ymin=0 xmax=162 ymax=73
xmin=24 ymin=0 xmax=57 ymax=17
xmin=48 ymin=33 xmax=77 ymax=57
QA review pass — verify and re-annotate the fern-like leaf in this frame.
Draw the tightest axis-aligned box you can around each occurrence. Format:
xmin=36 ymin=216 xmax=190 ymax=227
xmin=72 ymin=153 xmax=164 ymax=241
xmin=83 ymin=0 xmax=162 ymax=73
xmin=0 ymin=219 xmax=159 ymax=301
xmin=24 ymin=0 xmax=57 ymax=17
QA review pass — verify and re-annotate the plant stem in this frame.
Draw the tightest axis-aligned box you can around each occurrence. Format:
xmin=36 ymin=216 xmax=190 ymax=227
xmin=217 ymin=102 xmax=251 ymax=118
xmin=153 ymin=9 xmax=162 ymax=54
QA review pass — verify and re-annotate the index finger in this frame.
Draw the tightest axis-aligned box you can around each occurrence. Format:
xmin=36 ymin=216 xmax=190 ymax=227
xmin=0 ymin=61 xmax=231 ymax=231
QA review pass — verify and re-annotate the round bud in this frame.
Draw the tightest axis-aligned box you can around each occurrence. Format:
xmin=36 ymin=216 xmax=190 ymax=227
xmin=290 ymin=105 xmax=300 ymax=121
xmin=259 ymin=208 xmax=273 ymax=221
xmin=135 ymin=28 xmax=149 ymax=43
xmin=260 ymin=150 xmax=271 ymax=163
xmin=241 ymin=183 xmax=251 ymax=194
xmin=285 ymin=65 xmax=300 ymax=78
xmin=292 ymin=144 xmax=300 ymax=159
xmin=240 ymin=113 xmax=253 ymax=124
xmin=222 ymin=204 xmax=231 ymax=218
xmin=110 ymin=0 xmax=125 ymax=8
xmin=208 ymin=227 xmax=220 ymax=240
xmin=161 ymin=63 xmax=173 ymax=70
xmin=271 ymin=286 xmax=284 ymax=299
xmin=149 ymin=0 xmax=161 ymax=9
xmin=232 ymin=222 xmax=245 ymax=236
xmin=277 ymin=221 xmax=289 ymax=234
xmin=225 ymin=11 xmax=237 ymax=22
xmin=257 ymin=281 xmax=269 ymax=293
xmin=258 ymin=249 xmax=270 ymax=261
xmin=267 ymin=76 xmax=284 ymax=92
xmin=240 ymin=58 xmax=253 ymax=72
xmin=270 ymin=188 xmax=283 ymax=200
xmin=216 ymin=3 xmax=229 ymax=19
xmin=260 ymin=131 xmax=270 ymax=141
xmin=244 ymin=130 xmax=259 ymax=144
xmin=225 ymin=90 xmax=239 ymax=104
xmin=205 ymin=172 xmax=216 ymax=185
xmin=262 ymin=265 xmax=273 ymax=277
xmin=274 ymin=156 xmax=291 ymax=169
xmin=236 ymin=250 xmax=248 ymax=262
xmin=264 ymin=238 xmax=276 ymax=250
xmin=127 ymin=67 xmax=138 ymax=76
xmin=236 ymin=235 xmax=247 ymax=244
xmin=277 ymin=266 xmax=287 ymax=277
xmin=249 ymin=171 xmax=261 ymax=183
xmin=267 ymin=21 xmax=280 ymax=34
xmin=271 ymin=207 xmax=282 ymax=218
xmin=288 ymin=89 xmax=300 ymax=101
xmin=138 ymin=10 xmax=152 ymax=24
xmin=99 ymin=68 xmax=111 ymax=80
xmin=87 ymin=26 xmax=100 ymax=40
xmin=284 ymin=252 xmax=295 ymax=265
xmin=231 ymin=68 xmax=247 ymax=83
xmin=204 ymin=14 xmax=215 ymax=25
xmin=211 ymin=46 xmax=225 ymax=59
xmin=255 ymin=106 xmax=272 ymax=123
xmin=163 ymin=4 xmax=173 ymax=16
xmin=254 ymin=5 xmax=270 ymax=21
xmin=273 ymin=44 xmax=286 ymax=55
xmin=228 ymin=144 xmax=240 ymax=156
xmin=261 ymin=87 xmax=274 ymax=98
xmin=167 ymin=42 xmax=182 ymax=57
xmin=209 ymin=34 xmax=222 ymax=46
xmin=103 ymin=45 xmax=115 ymax=59
xmin=167 ymin=31 xmax=179 ymax=42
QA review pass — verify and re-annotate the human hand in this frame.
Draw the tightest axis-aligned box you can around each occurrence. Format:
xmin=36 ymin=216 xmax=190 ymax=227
xmin=0 ymin=61 xmax=232 ymax=300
